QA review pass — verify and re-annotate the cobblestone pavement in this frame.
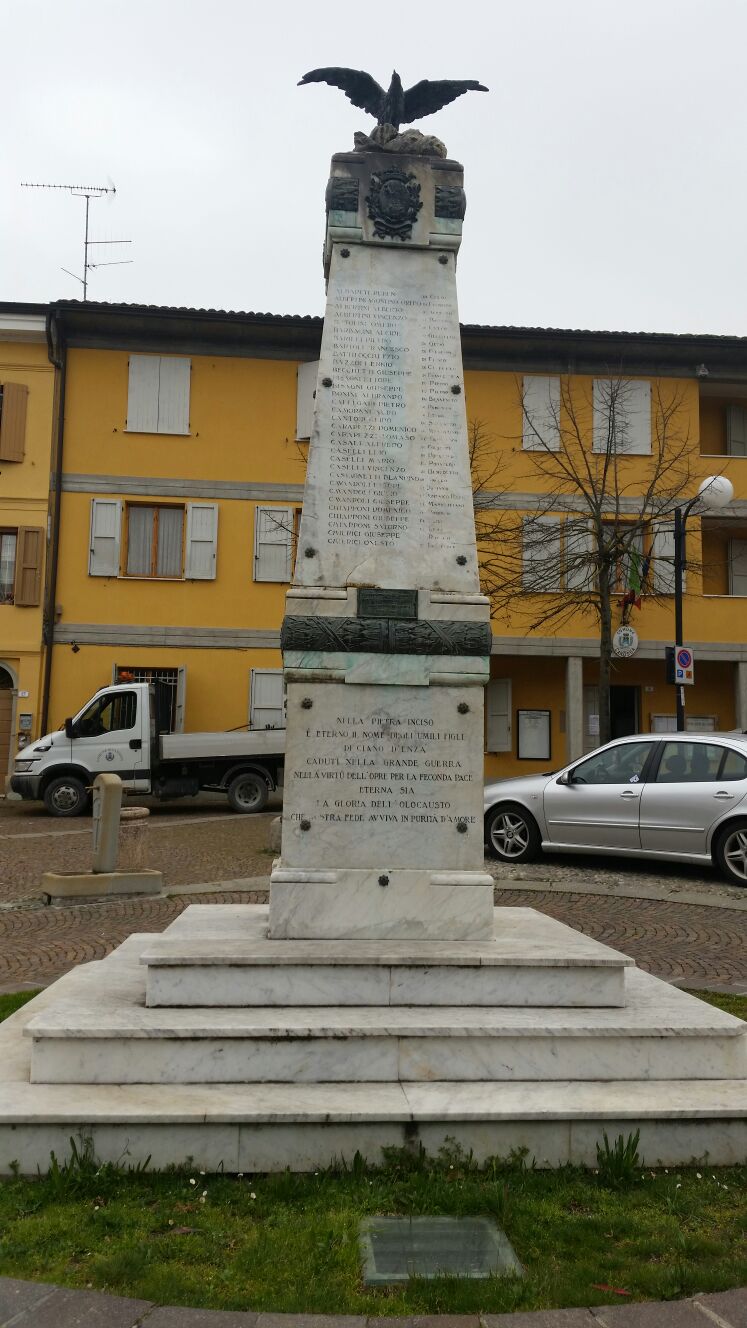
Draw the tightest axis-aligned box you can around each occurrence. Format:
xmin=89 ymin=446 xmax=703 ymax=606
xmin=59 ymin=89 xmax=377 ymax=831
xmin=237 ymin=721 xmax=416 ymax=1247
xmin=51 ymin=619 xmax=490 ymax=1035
xmin=0 ymin=795 xmax=280 ymax=903
xmin=1 ymin=796 xmax=745 ymax=994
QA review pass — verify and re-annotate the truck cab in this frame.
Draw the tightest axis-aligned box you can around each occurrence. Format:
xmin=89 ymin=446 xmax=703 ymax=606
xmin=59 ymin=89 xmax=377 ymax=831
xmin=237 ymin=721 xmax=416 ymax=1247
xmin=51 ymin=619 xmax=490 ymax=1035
xmin=12 ymin=684 xmax=152 ymax=815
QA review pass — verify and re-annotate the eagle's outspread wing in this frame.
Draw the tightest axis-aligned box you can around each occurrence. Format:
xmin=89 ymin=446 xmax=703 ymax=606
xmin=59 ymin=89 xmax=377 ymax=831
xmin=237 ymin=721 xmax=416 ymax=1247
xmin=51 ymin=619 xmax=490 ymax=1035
xmin=298 ymin=68 xmax=385 ymax=119
xmin=402 ymin=79 xmax=488 ymax=123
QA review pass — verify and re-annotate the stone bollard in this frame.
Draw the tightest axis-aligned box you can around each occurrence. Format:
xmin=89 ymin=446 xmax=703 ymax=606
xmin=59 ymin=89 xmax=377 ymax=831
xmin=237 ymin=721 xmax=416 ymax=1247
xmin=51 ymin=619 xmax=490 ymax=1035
xmin=120 ymin=806 xmax=150 ymax=869
xmin=269 ymin=815 xmax=282 ymax=852
xmin=42 ymin=776 xmax=162 ymax=900
xmin=92 ymin=774 xmax=123 ymax=873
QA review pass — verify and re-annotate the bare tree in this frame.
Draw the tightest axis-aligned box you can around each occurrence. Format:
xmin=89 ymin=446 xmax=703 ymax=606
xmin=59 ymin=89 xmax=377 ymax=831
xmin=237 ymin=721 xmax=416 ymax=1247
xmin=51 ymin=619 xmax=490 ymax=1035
xmin=472 ymin=374 xmax=705 ymax=746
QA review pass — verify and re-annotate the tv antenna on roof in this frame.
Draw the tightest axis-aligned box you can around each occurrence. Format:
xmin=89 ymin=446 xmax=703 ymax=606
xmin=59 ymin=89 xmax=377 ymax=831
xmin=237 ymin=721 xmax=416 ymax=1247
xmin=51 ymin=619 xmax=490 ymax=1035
xmin=20 ymin=180 xmax=133 ymax=301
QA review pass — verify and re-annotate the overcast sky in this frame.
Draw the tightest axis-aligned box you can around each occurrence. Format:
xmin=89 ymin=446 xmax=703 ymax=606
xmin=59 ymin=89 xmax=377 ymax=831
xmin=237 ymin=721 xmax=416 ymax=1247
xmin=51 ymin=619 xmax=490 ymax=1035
xmin=4 ymin=0 xmax=747 ymax=336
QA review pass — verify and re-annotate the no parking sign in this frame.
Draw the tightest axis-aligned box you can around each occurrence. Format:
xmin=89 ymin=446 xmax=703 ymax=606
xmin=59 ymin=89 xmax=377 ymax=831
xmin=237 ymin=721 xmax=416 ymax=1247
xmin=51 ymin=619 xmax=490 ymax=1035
xmin=675 ymin=646 xmax=695 ymax=685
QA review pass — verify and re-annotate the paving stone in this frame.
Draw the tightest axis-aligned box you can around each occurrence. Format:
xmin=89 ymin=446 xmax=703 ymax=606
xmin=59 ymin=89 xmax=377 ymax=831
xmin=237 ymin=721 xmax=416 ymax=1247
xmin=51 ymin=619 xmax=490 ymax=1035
xmin=0 ymin=1276 xmax=60 ymax=1323
xmin=255 ymin=1317 xmax=364 ymax=1327
xmin=411 ymin=1318 xmax=482 ymax=1326
xmin=694 ymin=1288 xmax=747 ymax=1327
xmin=590 ymin=1298 xmax=712 ymax=1325
xmin=481 ymin=1310 xmax=599 ymax=1326
xmin=411 ymin=1319 xmax=481 ymax=1327
xmin=146 ymin=1308 xmax=259 ymax=1326
xmin=2 ymin=1283 xmax=153 ymax=1326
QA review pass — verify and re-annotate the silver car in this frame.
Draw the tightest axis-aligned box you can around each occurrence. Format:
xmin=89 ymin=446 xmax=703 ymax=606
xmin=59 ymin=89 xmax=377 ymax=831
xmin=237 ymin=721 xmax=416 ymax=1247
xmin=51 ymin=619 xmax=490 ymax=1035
xmin=484 ymin=733 xmax=747 ymax=887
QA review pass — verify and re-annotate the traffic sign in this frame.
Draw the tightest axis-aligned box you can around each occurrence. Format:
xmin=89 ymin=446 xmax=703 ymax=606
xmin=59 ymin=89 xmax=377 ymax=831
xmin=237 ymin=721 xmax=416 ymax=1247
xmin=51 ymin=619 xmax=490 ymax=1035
xmin=675 ymin=646 xmax=694 ymax=685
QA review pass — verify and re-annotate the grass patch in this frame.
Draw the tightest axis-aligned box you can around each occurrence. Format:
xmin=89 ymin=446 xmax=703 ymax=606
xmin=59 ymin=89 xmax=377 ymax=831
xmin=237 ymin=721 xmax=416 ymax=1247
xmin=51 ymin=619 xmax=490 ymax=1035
xmin=684 ymin=990 xmax=747 ymax=1020
xmin=0 ymin=990 xmax=41 ymax=1022
xmin=0 ymin=1145 xmax=742 ymax=1315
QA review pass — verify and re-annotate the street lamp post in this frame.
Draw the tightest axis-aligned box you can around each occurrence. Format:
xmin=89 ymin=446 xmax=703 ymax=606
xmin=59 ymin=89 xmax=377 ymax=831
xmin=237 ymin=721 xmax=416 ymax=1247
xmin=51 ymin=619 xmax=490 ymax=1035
xmin=673 ymin=475 xmax=734 ymax=730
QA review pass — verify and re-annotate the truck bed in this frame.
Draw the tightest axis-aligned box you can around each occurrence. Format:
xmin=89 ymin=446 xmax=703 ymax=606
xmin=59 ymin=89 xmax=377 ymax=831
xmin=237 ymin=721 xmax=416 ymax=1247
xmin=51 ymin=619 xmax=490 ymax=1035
xmin=159 ymin=729 xmax=286 ymax=762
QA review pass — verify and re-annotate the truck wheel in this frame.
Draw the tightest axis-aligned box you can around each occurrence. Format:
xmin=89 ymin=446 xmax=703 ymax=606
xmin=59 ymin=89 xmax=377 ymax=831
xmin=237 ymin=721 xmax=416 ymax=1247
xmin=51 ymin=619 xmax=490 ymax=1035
xmin=43 ymin=775 xmax=90 ymax=817
xmin=227 ymin=771 xmax=269 ymax=814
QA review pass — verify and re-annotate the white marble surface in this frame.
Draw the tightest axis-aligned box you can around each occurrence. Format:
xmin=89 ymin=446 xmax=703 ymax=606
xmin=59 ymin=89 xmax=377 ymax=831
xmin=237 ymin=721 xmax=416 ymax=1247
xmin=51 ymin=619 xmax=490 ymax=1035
xmin=27 ymin=940 xmax=747 ymax=1085
xmin=268 ymin=874 xmax=495 ymax=941
xmin=0 ymin=953 xmax=746 ymax=1169
xmin=294 ymin=243 xmax=479 ymax=593
xmin=143 ymin=904 xmax=630 ymax=1008
xmin=146 ymin=963 xmax=625 ymax=1009
xmin=278 ymin=681 xmax=486 ymax=871
xmin=150 ymin=904 xmax=634 ymax=966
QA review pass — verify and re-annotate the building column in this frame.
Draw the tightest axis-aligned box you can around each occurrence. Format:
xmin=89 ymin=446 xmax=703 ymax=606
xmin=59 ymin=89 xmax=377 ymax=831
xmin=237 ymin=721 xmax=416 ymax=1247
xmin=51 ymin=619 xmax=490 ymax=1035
xmin=565 ymin=656 xmax=584 ymax=763
xmin=734 ymin=662 xmax=747 ymax=732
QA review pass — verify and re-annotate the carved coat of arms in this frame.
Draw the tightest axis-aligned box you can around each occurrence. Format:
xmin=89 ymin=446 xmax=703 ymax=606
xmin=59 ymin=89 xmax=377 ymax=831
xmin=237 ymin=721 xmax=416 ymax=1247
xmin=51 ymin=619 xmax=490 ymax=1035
xmin=366 ymin=168 xmax=422 ymax=240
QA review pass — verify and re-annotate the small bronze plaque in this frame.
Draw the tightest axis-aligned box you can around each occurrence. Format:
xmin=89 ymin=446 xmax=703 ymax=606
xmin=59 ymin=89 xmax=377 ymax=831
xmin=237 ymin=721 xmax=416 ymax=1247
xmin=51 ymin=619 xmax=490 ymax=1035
xmin=357 ymin=588 xmax=418 ymax=620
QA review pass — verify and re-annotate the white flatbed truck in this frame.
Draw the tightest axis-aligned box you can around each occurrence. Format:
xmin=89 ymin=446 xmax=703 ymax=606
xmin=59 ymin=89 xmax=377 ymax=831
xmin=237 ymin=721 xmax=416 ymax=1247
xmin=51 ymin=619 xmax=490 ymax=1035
xmin=10 ymin=682 xmax=285 ymax=817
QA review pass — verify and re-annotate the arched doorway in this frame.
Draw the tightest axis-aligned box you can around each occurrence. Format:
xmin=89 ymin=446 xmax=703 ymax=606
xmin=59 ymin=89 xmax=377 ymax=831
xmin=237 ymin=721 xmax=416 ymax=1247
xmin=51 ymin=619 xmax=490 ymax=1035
xmin=0 ymin=668 xmax=14 ymax=775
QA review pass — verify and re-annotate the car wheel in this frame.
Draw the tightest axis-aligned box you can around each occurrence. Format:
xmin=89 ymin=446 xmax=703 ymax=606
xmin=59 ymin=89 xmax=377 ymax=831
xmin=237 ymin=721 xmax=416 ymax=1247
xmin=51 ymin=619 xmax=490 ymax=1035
xmin=43 ymin=775 xmax=90 ymax=818
xmin=485 ymin=803 xmax=542 ymax=863
xmin=714 ymin=820 xmax=747 ymax=887
xmin=226 ymin=771 xmax=269 ymax=814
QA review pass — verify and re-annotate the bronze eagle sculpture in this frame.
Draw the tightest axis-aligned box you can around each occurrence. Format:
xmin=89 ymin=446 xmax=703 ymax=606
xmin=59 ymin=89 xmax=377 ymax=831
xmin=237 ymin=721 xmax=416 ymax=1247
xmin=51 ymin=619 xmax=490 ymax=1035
xmin=298 ymin=68 xmax=487 ymax=131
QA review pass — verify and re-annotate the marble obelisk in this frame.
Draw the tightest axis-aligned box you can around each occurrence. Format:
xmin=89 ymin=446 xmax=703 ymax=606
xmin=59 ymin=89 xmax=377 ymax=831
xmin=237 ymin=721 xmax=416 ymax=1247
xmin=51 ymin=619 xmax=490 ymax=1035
xmin=269 ymin=149 xmax=494 ymax=940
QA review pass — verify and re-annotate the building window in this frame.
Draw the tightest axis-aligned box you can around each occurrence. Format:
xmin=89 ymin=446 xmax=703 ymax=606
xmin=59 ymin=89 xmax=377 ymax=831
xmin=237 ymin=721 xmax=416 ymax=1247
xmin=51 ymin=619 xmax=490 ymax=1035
xmin=89 ymin=499 xmax=217 ymax=580
xmin=522 ymin=375 xmax=561 ymax=451
xmin=253 ymin=505 xmax=295 ymax=582
xmin=0 ymin=527 xmax=42 ymax=607
xmin=250 ymin=669 xmax=286 ymax=729
xmin=0 ymin=383 xmax=28 ymax=462
xmin=125 ymin=505 xmax=184 ymax=577
xmin=592 ymin=379 xmax=651 ymax=455
xmin=125 ymin=355 xmax=190 ymax=435
xmin=115 ymin=665 xmax=185 ymax=732
xmin=0 ymin=531 xmax=17 ymax=604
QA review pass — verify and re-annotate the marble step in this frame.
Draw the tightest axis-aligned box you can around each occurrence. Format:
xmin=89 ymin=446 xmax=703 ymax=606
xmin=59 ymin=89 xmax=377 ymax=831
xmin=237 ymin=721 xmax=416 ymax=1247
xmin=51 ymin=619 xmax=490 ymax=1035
xmin=141 ymin=905 xmax=633 ymax=1008
xmin=26 ymin=940 xmax=747 ymax=1087
xmin=4 ymin=951 xmax=745 ymax=1170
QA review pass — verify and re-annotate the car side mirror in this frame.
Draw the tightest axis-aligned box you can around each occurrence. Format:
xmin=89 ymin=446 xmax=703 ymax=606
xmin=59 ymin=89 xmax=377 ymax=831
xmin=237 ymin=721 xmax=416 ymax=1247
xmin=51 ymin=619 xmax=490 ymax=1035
xmin=64 ymin=717 xmax=77 ymax=740
xmin=556 ymin=771 xmax=570 ymax=786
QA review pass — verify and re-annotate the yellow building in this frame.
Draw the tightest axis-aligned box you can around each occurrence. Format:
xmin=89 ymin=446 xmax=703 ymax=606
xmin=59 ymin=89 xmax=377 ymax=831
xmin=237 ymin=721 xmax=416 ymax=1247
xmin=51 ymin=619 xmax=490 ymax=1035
xmin=0 ymin=304 xmax=54 ymax=780
xmin=33 ymin=303 xmax=747 ymax=783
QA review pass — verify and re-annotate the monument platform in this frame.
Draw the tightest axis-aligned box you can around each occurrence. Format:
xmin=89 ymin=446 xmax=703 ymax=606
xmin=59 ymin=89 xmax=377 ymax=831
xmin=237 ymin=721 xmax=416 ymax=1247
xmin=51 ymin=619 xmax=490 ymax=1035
xmin=139 ymin=905 xmax=633 ymax=1007
xmin=0 ymin=905 xmax=743 ymax=1171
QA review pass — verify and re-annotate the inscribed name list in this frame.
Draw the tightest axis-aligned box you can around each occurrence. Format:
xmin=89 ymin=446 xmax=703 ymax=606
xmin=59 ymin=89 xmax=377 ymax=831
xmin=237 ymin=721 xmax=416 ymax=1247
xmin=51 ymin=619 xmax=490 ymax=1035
xmin=282 ymin=682 xmax=485 ymax=870
xmin=296 ymin=246 xmax=477 ymax=591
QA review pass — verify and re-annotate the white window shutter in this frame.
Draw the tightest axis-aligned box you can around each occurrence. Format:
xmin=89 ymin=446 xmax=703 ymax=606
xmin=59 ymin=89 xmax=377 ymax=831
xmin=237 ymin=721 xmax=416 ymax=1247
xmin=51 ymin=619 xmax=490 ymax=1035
xmin=89 ymin=498 xmax=121 ymax=576
xmin=296 ymin=361 xmax=319 ymax=440
xmin=565 ymin=519 xmax=595 ymax=591
xmin=250 ymin=669 xmax=286 ymax=729
xmin=652 ymin=522 xmax=682 ymax=594
xmin=157 ymin=357 xmax=191 ymax=435
xmin=254 ymin=505 xmax=293 ymax=581
xmin=126 ymin=356 xmax=159 ymax=432
xmin=175 ymin=666 xmax=187 ymax=732
xmin=486 ymin=678 xmax=512 ymax=753
xmin=185 ymin=503 xmax=218 ymax=579
xmin=729 ymin=539 xmax=747 ymax=595
xmin=593 ymin=379 xmax=651 ymax=454
xmin=522 ymin=375 xmax=561 ymax=451
xmin=726 ymin=405 xmax=747 ymax=457
xmin=522 ymin=516 xmax=562 ymax=591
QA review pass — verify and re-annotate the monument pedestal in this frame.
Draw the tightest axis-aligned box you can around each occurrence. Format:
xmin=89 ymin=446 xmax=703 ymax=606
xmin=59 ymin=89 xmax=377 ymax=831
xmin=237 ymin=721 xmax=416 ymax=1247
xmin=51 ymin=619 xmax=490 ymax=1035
xmin=270 ymin=151 xmax=493 ymax=940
